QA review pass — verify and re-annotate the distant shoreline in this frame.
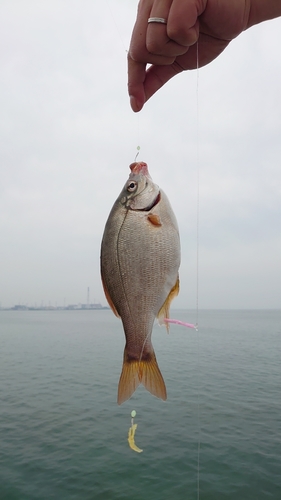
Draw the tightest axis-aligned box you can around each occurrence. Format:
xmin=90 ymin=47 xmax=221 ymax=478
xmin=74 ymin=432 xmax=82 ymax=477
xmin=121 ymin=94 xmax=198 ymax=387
xmin=0 ymin=305 xmax=109 ymax=312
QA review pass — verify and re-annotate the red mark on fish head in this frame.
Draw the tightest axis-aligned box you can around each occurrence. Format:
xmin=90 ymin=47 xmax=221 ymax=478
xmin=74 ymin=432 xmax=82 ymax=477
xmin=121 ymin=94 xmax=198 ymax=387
xmin=129 ymin=162 xmax=150 ymax=178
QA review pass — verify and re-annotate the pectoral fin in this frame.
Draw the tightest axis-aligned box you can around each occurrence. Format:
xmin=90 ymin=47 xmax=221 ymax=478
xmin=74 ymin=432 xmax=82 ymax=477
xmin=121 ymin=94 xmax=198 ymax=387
xmin=147 ymin=213 xmax=162 ymax=227
xmin=157 ymin=275 xmax=180 ymax=331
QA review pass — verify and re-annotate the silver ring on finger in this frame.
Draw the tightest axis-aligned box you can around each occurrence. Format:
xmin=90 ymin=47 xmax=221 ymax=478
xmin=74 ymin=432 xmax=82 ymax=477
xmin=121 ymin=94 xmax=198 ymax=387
xmin=147 ymin=17 xmax=167 ymax=25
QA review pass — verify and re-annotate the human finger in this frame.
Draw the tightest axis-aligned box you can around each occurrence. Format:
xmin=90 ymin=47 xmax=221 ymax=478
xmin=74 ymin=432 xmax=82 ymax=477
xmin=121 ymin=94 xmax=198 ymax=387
xmin=146 ymin=0 xmax=189 ymax=58
xmin=127 ymin=54 xmax=147 ymax=112
xmin=142 ymin=33 xmax=231 ymax=104
xmin=147 ymin=0 xmax=203 ymax=55
xmin=167 ymin=0 xmax=202 ymax=46
xmin=141 ymin=59 xmax=185 ymax=105
xmin=129 ymin=0 xmax=176 ymax=66
xmin=146 ymin=23 xmax=191 ymax=58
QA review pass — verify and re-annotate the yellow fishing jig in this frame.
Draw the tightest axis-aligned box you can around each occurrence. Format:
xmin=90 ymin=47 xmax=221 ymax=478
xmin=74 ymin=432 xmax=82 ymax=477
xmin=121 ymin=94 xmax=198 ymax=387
xmin=128 ymin=410 xmax=143 ymax=453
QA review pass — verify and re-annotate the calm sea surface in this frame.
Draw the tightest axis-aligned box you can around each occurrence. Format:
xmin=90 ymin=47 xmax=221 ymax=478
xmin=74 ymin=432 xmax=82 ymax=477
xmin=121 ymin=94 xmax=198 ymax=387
xmin=0 ymin=309 xmax=280 ymax=500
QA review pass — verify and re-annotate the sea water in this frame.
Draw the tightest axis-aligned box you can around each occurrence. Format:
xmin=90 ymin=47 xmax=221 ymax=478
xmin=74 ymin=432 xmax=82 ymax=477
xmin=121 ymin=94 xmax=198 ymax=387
xmin=0 ymin=309 xmax=280 ymax=500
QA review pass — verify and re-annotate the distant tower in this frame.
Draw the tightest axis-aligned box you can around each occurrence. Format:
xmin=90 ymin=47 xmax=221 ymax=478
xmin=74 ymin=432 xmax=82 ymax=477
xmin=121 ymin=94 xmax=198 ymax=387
xmin=87 ymin=287 xmax=90 ymax=306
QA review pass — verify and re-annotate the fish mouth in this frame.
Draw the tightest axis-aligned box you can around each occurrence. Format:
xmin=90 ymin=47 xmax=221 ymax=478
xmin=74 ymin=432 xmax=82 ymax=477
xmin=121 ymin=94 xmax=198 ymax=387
xmin=133 ymin=191 xmax=161 ymax=212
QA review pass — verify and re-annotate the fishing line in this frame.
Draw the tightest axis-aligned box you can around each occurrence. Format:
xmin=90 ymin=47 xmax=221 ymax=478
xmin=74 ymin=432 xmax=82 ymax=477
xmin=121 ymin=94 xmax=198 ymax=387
xmin=195 ymin=42 xmax=200 ymax=332
xmin=105 ymin=0 xmax=128 ymax=53
xmin=134 ymin=145 xmax=141 ymax=162
xmin=106 ymin=0 xmax=146 ymax=396
xmin=195 ymin=40 xmax=201 ymax=500
xmin=107 ymin=6 xmax=201 ymax=469
xmin=106 ymin=0 xmax=142 ymax=165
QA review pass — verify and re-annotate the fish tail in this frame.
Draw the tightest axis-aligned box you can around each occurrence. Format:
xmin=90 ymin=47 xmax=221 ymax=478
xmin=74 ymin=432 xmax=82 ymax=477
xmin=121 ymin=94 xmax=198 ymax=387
xmin=117 ymin=348 xmax=167 ymax=405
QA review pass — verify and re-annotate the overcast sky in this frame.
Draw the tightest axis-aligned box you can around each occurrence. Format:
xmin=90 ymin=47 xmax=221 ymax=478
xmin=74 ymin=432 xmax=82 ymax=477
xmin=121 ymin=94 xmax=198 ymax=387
xmin=1 ymin=1 xmax=280 ymax=309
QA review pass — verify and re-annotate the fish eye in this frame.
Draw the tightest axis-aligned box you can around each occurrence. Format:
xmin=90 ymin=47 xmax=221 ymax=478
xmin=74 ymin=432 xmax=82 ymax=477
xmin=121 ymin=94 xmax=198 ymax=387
xmin=127 ymin=181 xmax=137 ymax=192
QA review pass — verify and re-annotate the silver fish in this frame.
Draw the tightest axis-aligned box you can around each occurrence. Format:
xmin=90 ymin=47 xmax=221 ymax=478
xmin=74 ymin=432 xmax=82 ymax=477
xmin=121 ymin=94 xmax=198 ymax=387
xmin=100 ymin=162 xmax=180 ymax=404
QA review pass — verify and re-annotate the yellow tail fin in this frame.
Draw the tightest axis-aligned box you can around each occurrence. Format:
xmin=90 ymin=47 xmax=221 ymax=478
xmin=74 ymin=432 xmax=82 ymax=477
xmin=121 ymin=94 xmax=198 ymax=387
xmin=117 ymin=349 xmax=167 ymax=405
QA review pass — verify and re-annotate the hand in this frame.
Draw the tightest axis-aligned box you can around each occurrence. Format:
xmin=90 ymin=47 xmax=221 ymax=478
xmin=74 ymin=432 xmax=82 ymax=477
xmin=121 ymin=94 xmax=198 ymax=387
xmin=128 ymin=0 xmax=270 ymax=112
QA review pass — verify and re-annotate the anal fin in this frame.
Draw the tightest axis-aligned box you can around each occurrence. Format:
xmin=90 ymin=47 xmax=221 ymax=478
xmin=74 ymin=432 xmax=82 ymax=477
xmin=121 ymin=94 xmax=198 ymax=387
xmin=101 ymin=274 xmax=120 ymax=318
xmin=157 ymin=275 xmax=180 ymax=331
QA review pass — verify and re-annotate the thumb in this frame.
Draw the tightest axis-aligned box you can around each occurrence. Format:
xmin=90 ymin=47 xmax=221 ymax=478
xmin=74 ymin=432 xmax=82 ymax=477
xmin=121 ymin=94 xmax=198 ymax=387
xmin=127 ymin=55 xmax=147 ymax=112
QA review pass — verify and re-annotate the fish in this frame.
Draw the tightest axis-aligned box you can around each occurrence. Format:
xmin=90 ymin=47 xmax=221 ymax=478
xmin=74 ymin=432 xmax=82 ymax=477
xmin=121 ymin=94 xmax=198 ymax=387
xmin=100 ymin=161 xmax=180 ymax=405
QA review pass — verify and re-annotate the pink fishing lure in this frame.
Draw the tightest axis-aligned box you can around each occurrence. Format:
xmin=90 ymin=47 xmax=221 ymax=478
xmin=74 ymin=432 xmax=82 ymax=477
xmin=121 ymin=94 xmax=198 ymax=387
xmin=164 ymin=318 xmax=198 ymax=330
